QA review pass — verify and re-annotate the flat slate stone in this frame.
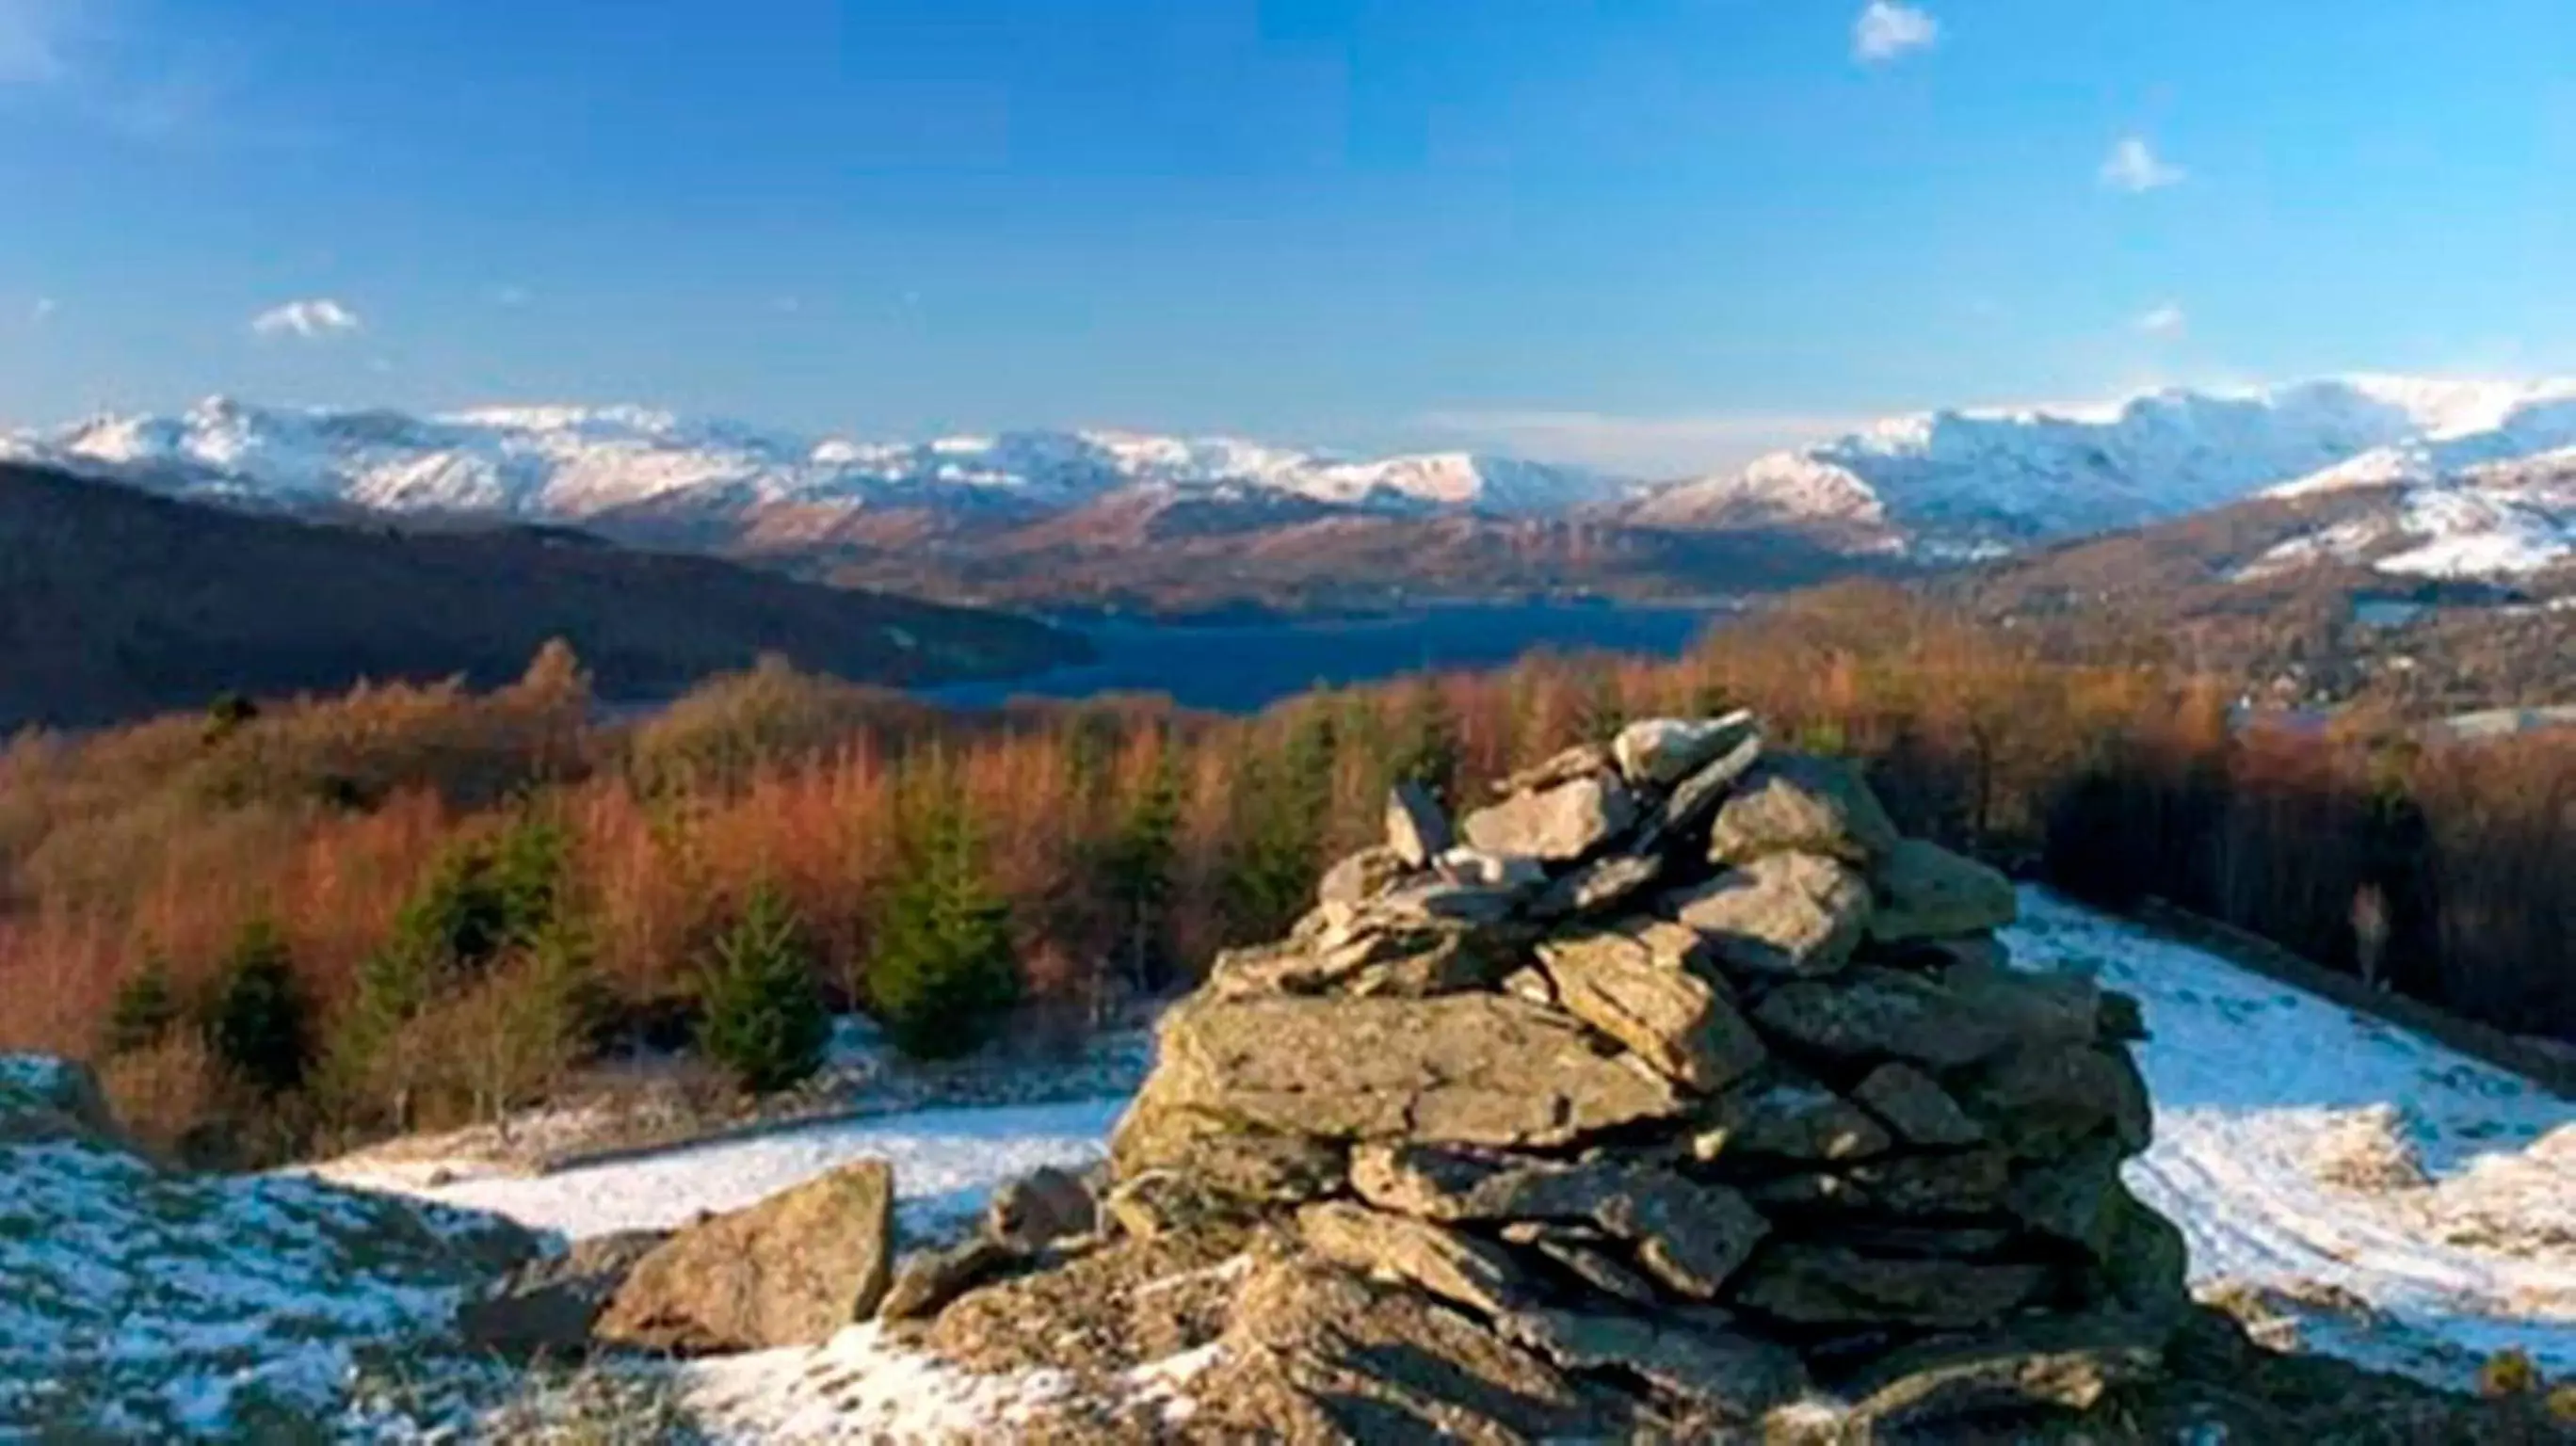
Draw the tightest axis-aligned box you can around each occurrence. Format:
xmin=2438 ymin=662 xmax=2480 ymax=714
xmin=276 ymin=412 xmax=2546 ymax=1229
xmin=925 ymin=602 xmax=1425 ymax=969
xmin=1536 ymin=925 xmax=1767 ymax=1092
xmin=1348 ymin=1144 xmax=1768 ymax=1300
xmin=1868 ymin=838 xmax=2020 ymax=942
xmin=1130 ymin=993 xmax=1684 ymax=1150
xmin=1752 ymin=967 xmax=2021 ymax=1068
xmin=1851 ymin=1062 xmax=1987 ymax=1148
xmin=1611 ymin=712 xmax=1758 ymax=787
xmin=1298 ymin=1201 xmax=1538 ymax=1319
xmin=1461 ymin=772 xmax=1639 ymax=863
xmin=1731 ymin=1245 xmax=2052 ymax=1331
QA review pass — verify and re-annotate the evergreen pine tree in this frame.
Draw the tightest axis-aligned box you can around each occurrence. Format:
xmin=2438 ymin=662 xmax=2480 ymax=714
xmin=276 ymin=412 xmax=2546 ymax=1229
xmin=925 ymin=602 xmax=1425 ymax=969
xmin=102 ymin=952 xmax=182 ymax=1057
xmin=1220 ymin=706 xmax=1337 ymax=942
xmin=871 ymin=787 xmax=1021 ymax=1060
xmin=698 ymin=881 xmax=831 ymax=1094
xmin=1391 ymin=688 xmax=1464 ymax=810
xmin=206 ymin=917 xmax=312 ymax=1095
xmin=1097 ymin=743 xmax=1182 ymax=993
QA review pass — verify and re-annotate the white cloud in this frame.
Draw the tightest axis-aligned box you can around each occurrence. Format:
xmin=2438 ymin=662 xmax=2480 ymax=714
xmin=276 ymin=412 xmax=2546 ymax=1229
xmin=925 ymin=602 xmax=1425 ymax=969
xmin=1415 ymin=409 xmax=1875 ymax=477
xmin=2100 ymin=136 xmax=2186 ymax=193
xmin=28 ymin=296 xmax=56 ymax=322
xmin=250 ymin=297 xmax=362 ymax=340
xmin=491 ymin=284 xmax=531 ymax=308
xmin=1853 ymin=2 xmax=1939 ymax=63
xmin=2135 ymin=303 xmax=2187 ymax=339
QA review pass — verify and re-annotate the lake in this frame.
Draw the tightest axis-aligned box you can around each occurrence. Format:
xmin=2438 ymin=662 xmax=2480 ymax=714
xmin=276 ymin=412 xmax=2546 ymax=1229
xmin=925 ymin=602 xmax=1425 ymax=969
xmin=920 ymin=602 xmax=1733 ymax=714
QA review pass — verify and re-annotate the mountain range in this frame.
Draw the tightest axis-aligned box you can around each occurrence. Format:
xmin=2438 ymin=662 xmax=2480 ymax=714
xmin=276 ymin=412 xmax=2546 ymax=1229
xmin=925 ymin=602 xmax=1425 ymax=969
xmin=10 ymin=376 xmax=2576 ymax=610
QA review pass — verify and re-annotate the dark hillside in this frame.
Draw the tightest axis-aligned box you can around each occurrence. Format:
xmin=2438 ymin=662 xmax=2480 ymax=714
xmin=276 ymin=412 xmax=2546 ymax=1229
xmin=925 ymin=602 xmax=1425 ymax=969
xmin=0 ymin=463 xmax=1084 ymax=729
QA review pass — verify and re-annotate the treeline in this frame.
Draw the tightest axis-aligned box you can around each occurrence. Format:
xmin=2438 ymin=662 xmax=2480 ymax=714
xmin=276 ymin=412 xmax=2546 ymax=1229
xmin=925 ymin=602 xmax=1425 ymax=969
xmin=3 ymin=586 xmax=2569 ymax=1165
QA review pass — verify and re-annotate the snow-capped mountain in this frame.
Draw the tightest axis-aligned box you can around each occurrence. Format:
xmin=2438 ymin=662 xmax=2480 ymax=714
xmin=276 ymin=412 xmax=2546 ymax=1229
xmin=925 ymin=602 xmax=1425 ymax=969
xmin=1634 ymin=376 xmax=2576 ymax=575
xmin=0 ymin=397 xmax=1619 ymax=524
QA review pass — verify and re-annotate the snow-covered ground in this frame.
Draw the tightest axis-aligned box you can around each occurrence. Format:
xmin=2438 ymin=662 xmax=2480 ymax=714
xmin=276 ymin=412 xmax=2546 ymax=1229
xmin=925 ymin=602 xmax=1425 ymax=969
xmin=2004 ymin=890 xmax=2576 ymax=1386
xmin=316 ymin=1097 xmax=1123 ymax=1245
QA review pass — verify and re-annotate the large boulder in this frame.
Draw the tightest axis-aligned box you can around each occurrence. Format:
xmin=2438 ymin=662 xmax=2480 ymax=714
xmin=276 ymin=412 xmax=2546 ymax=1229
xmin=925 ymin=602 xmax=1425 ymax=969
xmin=1121 ymin=993 xmax=1684 ymax=1150
xmin=1459 ymin=771 xmax=1637 ymax=862
xmin=1708 ymin=755 xmax=1900 ymax=865
xmin=1666 ymin=851 xmax=1873 ymax=978
xmin=595 ymin=1160 xmax=894 ymax=1354
xmin=457 ymin=1229 xmax=667 ymax=1359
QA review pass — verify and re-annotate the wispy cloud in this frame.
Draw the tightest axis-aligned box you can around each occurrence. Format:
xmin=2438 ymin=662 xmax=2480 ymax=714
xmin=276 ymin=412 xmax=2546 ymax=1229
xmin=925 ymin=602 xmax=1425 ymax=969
xmin=491 ymin=284 xmax=531 ymax=308
xmin=2100 ymin=136 xmax=2186 ymax=193
xmin=250 ymin=297 xmax=362 ymax=341
xmin=28 ymin=296 xmax=56 ymax=322
xmin=1415 ymin=409 xmax=1871 ymax=476
xmin=2135 ymin=302 xmax=2187 ymax=340
xmin=1853 ymin=2 xmax=1939 ymax=64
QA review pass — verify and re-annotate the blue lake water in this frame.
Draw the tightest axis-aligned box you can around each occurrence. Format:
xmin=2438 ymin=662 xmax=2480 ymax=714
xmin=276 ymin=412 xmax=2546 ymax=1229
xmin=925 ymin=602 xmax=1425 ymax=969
xmin=921 ymin=602 xmax=1733 ymax=714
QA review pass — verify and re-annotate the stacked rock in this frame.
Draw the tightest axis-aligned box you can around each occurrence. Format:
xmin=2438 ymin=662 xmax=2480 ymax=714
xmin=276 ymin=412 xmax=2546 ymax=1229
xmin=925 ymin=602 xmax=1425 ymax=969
xmin=1095 ymin=712 xmax=2190 ymax=1437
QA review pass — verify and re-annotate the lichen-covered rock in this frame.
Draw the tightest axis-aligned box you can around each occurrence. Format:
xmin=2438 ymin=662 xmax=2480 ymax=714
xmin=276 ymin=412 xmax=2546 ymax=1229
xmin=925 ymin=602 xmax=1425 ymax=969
xmin=1492 ymin=742 xmax=1617 ymax=798
xmin=1534 ymin=924 xmax=1767 ymax=1091
xmin=1850 ymin=1061 xmax=1986 ymax=1148
xmin=1460 ymin=771 xmax=1637 ymax=862
xmin=1666 ymin=851 xmax=1873 ymax=978
xmin=1612 ymin=711 xmax=1756 ymax=787
xmin=1348 ymin=1144 xmax=1768 ymax=1300
xmin=1867 ymin=838 xmax=2020 ymax=942
xmin=1193 ymin=1256 xmax=1635 ymax=1442
xmin=1528 ymin=850 xmax=1665 ymax=921
xmin=1644 ymin=730 xmax=1765 ymax=845
xmin=1317 ymin=844 xmax=1410 ymax=907
xmin=1956 ymin=1041 xmax=2153 ymax=1160
xmin=1693 ymin=1076 xmax=1893 ymax=1164
xmin=1126 ymin=993 xmax=1684 ymax=1149
xmin=1298 ymin=1201 xmax=1538 ymax=1318
xmin=1732 ymin=1246 xmax=2053 ymax=1331
xmin=1836 ymin=1310 xmax=2168 ymax=1433
xmin=1501 ymin=1221 xmax=1663 ymax=1304
xmin=1709 ymin=755 xmax=1900 ymax=865
xmin=988 ymin=1165 xmax=1098 ymax=1251
xmin=596 ymin=1160 xmax=894 ymax=1353
xmin=1752 ymin=967 xmax=2021 ymax=1068
xmin=457 ymin=1229 xmax=666 ymax=1359
xmin=878 ymin=1237 xmax=1023 ymax=1322
xmin=1502 ymin=1304 xmax=1810 ymax=1422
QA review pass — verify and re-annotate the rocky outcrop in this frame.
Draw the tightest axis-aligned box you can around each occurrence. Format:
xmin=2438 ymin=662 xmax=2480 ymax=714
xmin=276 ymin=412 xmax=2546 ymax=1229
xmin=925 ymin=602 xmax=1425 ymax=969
xmin=596 ymin=1160 xmax=894 ymax=1354
xmin=897 ymin=715 xmax=2194 ymax=1439
xmin=458 ymin=1229 xmax=668 ymax=1359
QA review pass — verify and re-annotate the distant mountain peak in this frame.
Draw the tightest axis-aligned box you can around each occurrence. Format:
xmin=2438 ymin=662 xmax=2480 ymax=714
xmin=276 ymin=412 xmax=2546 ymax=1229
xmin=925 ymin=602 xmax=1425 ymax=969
xmin=1630 ymin=375 xmax=2576 ymax=575
xmin=0 ymin=399 xmax=1622 ymax=525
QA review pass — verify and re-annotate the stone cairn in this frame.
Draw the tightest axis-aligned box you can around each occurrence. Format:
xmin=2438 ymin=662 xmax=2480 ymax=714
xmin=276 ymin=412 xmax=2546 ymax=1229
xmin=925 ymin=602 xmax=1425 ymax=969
xmin=901 ymin=713 xmax=2194 ymax=1440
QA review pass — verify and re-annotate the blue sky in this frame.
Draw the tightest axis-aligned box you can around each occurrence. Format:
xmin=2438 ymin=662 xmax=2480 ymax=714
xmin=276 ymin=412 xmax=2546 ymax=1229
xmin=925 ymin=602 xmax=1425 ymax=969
xmin=2 ymin=0 xmax=2572 ymax=473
